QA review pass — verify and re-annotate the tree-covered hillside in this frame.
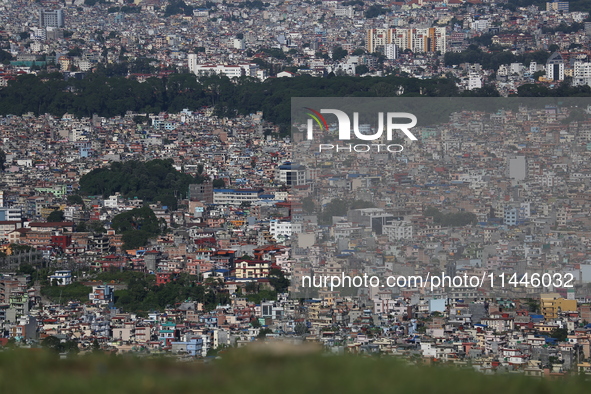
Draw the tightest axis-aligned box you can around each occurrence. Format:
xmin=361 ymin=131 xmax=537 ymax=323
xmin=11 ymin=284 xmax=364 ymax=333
xmin=78 ymin=159 xmax=203 ymax=210
xmin=0 ymin=72 xmax=472 ymax=126
xmin=2 ymin=71 xmax=591 ymax=135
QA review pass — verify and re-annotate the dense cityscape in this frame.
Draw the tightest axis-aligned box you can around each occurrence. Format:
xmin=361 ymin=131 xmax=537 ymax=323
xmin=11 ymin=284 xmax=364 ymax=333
xmin=2 ymin=0 xmax=591 ymax=383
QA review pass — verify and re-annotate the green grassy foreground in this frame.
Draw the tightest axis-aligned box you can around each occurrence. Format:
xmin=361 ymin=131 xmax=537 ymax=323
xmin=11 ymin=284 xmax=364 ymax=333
xmin=0 ymin=347 xmax=587 ymax=394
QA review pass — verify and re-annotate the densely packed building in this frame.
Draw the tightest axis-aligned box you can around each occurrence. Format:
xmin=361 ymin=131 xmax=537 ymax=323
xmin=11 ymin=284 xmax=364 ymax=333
xmin=0 ymin=0 xmax=591 ymax=376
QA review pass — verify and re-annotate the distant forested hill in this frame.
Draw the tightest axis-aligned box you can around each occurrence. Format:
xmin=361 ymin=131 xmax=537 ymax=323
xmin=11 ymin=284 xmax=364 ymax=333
xmin=1 ymin=71 xmax=590 ymax=135
xmin=0 ymin=72 xmax=470 ymax=127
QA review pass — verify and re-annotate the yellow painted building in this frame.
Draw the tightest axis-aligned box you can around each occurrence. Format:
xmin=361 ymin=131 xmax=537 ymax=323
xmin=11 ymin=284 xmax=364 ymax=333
xmin=540 ymin=293 xmax=577 ymax=319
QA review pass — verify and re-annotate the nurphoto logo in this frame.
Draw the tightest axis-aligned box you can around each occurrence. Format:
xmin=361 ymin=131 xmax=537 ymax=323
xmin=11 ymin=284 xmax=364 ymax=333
xmin=303 ymin=107 xmax=418 ymax=153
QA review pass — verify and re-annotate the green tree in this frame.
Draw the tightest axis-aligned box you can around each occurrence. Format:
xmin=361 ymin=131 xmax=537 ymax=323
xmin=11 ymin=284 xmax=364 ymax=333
xmin=212 ymin=178 xmax=225 ymax=188
xmin=133 ymin=115 xmax=148 ymax=124
xmin=41 ymin=282 xmax=92 ymax=303
xmin=302 ymin=196 xmax=315 ymax=214
xmin=11 ymin=243 xmax=32 ymax=253
xmin=0 ymin=50 xmax=13 ymax=65
xmin=63 ymin=340 xmax=80 ymax=354
xmin=121 ymin=230 xmax=152 ymax=250
xmin=517 ymin=84 xmax=550 ymax=97
xmin=91 ymin=338 xmax=102 ymax=352
xmin=268 ymin=268 xmax=290 ymax=293
xmin=294 ymin=323 xmax=309 ymax=335
xmin=245 ymin=281 xmax=259 ymax=294
xmin=532 ymin=70 xmax=545 ymax=80
xmin=41 ymin=336 xmax=63 ymax=352
xmin=332 ymin=46 xmax=348 ymax=61
xmin=111 ymin=206 xmax=165 ymax=250
xmin=550 ymin=328 xmax=568 ymax=342
xmin=89 ymin=221 xmax=107 ymax=233
xmin=319 ymin=198 xmax=348 ymax=224
xmin=67 ymin=194 xmax=85 ymax=207
xmin=47 ymin=209 xmax=65 ymax=222
xmin=356 ymin=65 xmax=369 ymax=75
xmin=165 ymin=0 xmax=193 ymax=16
xmin=365 ymin=4 xmax=387 ymax=18
xmin=41 ymin=336 xmax=78 ymax=353
xmin=111 ymin=206 xmax=162 ymax=234
xmin=257 ymin=328 xmax=273 ymax=338
xmin=16 ymin=264 xmax=35 ymax=276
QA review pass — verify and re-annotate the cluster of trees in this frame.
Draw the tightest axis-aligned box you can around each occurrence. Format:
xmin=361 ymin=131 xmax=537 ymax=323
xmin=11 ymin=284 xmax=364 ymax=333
xmin=332 ymin=46 xmax=349 ymax=61
xmin=259 ymin=47 xmax=288 ymax=60
xmin=3 ymin=71 xmax=591 ymax=136
xmin=564 ymin=0 xmax=591 ymax=12
xmin=343 ymin=0 xmax=364 ymax=4
xmin=517 ymin=82 xmax=591 ymax=97
xmin=113 ymin=273 xmax=229 ymax=313
xmin=444 ymin=46 xmax=550 ymax=70
xmin=423 ymin=207 xmax=478 ymax=227
xmin=541 ymin=21 xmax=585 ymax=34
xmin=111 ymin=206 xmax=166 ymax=250
xmin=8 ymin=72 xmax=462 ymax=133
xmin=84 ymin=0 xmax=108 ymax=5
xmin=0 ymin=49 xmax=12 ymax=65
xmin=37 ymin=268 xmax=291 ymax=324
xmin=0 ymin=73 xmax=166 ymax=118
xmin=41 ymin=282 xmax=92 ymax=302
xmin=0 ymin=244 xmax=33 ymax=259
xmin=365 ymin=5 xmax=388 ymax=18
xmin=0 ymin=72 xmax=460 ymax=133
xmin=75 ymin=221 xmax=107 ymax=234
xmin=550 ymin=327 xmax=569 ymax=342
xmin=79 ymin=159 xmax=204 ymax=210
xmin=235 ymin=274 xmax=289 ymax=304
xmin=164 ymin=0 xmax=194 ymax=16
xmin=268 ymin=268 xmax=290 ymax=293
xmin=46 ymin=209 xmax=65 ymax=222
xmin=42 ymin=336 xmax=80 ymax=354
xmin=524 ymin=298 xmax=540 ymax=313
xmin=67 ymin=194 xmax=85 ymax=207
xmin=39 ymin=269 xmax=288 ymax=315
xmin=242 ymin=288 xmax=277 ymax=304
xmin=233 ymin=0 xmax=268 ymax=9
xmin=91 ymin=58 xmax=160 ymax=77
xmin=468 ymin=33 xmax=496 ymax=47
xmin=107 ymin=5 xmax=140 ymax=13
